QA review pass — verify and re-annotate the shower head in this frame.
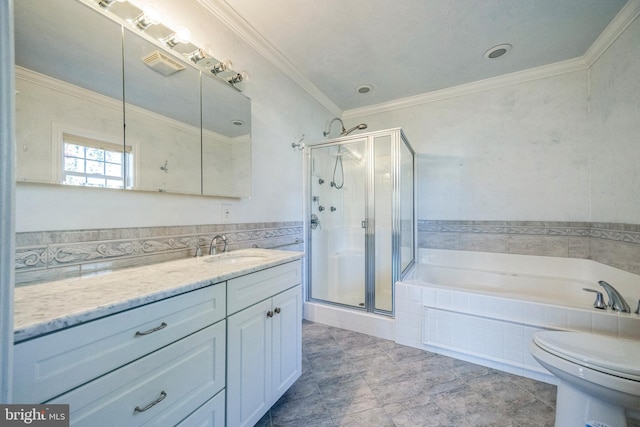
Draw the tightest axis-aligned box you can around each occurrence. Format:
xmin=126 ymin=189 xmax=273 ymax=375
xmin=340 ymin=123 xmax=367 ymax=136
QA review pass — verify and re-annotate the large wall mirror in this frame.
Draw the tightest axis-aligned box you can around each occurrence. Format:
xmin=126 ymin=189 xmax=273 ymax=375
xmin=14 ymin=0 xmax=252 ymax=198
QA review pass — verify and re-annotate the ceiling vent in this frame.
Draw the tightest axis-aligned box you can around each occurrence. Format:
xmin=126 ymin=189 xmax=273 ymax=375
xmin=141 ymin=50 xmax=185 ymax=76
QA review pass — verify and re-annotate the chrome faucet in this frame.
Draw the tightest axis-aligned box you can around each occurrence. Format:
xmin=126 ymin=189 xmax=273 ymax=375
xmin=209 ymin=235 xmax=228 ymax=255
xmin=193 ymin=243 xmax=203 ymax=257
xmin=598 ymin=280 xmax=631 ymax=313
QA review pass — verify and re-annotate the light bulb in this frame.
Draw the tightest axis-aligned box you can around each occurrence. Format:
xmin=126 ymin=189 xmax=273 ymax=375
xmin=134 ymin=5 xmax=162 ymax=29
xmin=173 ymin=26 xmax=192 ymax=44
xmin=143 ymin=5 xmax=161 ymax=25
xmin=164 ymin=26 xmax=191 ymax=48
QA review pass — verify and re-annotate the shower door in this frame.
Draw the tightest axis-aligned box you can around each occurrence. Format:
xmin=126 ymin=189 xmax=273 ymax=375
xmin=309 ymin=139 xmax=367 ymax=308
xmin=307 ymin=128 xmax=415 ymax=316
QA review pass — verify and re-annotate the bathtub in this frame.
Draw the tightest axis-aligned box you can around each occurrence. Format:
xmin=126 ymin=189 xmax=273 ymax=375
xmin=395 ymin=249 xmax=640 ymax=383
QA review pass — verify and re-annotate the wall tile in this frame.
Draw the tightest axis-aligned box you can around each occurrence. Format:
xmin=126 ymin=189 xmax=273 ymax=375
xmin=568 ymin=237 xmax=590 ymax=258
xmin=590 ymin=238 xmax=640 ymax=275
xmin=508 ymin=235 xmax=568 ymax=257
xmin=418 ymin=220 xmax=640 ymax=276
xmin=15 ymin=221 xmax=303 ymax=284
xmin=458 ymin=233 xmax=510 ymax=253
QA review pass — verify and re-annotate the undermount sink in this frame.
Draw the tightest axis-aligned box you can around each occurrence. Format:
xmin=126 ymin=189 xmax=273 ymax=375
xmin=203 ymin=251 xmax=269 ymax=265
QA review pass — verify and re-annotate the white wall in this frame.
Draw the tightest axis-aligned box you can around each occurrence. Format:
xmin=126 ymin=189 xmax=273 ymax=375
xmin=15 ymin=0 xmax=335 ymax=232
xmin=353 ymin=71 xmax=592 ymax=221
xmin=349 ymin=15 xmax=639 ymax=224
xmin=589 ymin=15 xmax=640 ymax=224
xmin=16 ymin=2 xmax=640 ymax=232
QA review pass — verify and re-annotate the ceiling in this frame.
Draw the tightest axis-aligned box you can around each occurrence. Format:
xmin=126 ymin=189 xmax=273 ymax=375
xmin=216 ymin=0 xmax=628 ymax=112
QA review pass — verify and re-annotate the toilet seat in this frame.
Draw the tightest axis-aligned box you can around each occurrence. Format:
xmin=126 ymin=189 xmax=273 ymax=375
xmin=533 ymin=331 xmax=640 ymax=382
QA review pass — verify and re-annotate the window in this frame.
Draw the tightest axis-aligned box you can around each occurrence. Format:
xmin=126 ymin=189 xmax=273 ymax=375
xmin=62 ymin=133 xmax=132 ymax=189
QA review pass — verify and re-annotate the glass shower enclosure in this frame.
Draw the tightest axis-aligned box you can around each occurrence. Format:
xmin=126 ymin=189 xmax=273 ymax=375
xmin=307 ymin=128 xmax=415 ymax=316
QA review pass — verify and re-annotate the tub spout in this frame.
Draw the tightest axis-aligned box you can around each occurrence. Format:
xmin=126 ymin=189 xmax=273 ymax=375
xmin=597 ymin=280 xmax=631 ymax=313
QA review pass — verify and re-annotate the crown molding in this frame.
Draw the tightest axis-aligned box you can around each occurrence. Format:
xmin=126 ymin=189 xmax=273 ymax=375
xmin=583 ymin=0 xmax=640 ymax=67
xmin=343 ymin=57 xmax=588 ymax=119
xmin=15 ymin=66 xmax=122 ymax=110
xmin=197 ymin=0 xmax=343 ymax=117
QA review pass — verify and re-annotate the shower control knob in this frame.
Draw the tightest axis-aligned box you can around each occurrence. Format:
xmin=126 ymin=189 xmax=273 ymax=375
xmin=330 ymin=206 xmax=337 ymax=212
xmin=318 ymin=206 xmax=325 ymax=211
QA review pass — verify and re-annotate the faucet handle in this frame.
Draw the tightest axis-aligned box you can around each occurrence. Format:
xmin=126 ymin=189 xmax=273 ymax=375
xmin=582 ymin=288 xmax=607 ymax=310
xmin=635 ymin=299 xmax=640 ymax=315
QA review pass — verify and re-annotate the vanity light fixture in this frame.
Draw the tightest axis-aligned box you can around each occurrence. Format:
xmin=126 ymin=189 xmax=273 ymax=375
xmin=163 ymin=26 xmax=192 ymax=48
xmin=132 ymin=5 xmax=162 ymax=30
xmin=187 ymin=45 xmax=218 ymax=67
xmin=95 ymin=0 xmax=250 ymax=90
xmin=188 ymin=48 xmax=207 ymax=63
xmin=98 ymin=0 xmax=125 ymax=8
xmin=210 ymin=59 xmax=232 ymax=75
xmin=227 ymin=71 xmax=248 ymax=85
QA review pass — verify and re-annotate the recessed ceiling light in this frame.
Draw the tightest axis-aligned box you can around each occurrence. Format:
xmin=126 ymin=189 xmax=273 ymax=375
xmin=484 ymin=44 xmax=512 ymax=59
xmin=356 ymin=84 xmax=373 ymax=94
xmin=231 ymin=119 xmax=245 ymax=126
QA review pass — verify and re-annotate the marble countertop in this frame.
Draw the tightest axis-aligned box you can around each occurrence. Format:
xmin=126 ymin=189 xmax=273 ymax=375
xmin=14 ymin=248 xmax=304 ymax=342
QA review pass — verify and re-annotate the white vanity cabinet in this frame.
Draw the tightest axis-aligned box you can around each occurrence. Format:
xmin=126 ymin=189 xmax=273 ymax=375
xmin=14 ymin=283 xmax=226 ymax=426
xmin=226 ymin=261 xmax=303 ymax=427
xmin=13 ymin=251 xmax=305 ymax=427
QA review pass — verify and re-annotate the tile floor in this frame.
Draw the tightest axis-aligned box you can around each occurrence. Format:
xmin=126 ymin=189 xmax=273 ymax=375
xmin=256 ymin=320 xmax=557 ymax=427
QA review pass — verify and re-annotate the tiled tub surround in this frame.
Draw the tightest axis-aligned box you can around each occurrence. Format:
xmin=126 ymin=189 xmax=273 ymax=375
xmin=396 ymin=249 xmax=640 ymax=384
xmin=15 ymin=221 xmax=303 ymax=285
xmin=14 ymin=248 xmax=303 ymax=342
xmin=419 ymin=220 xmax=640 ymax=275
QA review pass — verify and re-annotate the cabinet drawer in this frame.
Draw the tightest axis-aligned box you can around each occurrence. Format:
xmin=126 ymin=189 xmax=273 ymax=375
xmin=48 ymin=321 xmax=226 ymax=427
xmin=14 ymin=283 xmax=225 ymax=403
xmin=177 ymin=390 xmax=225 ymax=427
xmin=227 ymin=261 xmax=302 ymax=315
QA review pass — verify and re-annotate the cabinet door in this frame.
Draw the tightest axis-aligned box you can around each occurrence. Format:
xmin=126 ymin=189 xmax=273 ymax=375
xmin=271 ymin=285 xmax=302 ymax=402
xmin=177 ymin=390 xmax=225 ymax=427
xmin=227 ymin=299 xmax=272 ymax=427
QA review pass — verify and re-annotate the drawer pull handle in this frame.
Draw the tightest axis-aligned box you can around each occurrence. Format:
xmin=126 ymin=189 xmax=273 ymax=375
xmin=135 ymin=322 xmax=168 ymax=336
xmin=266 ymin=310 xmax=274 ymax=318
xmin=134 ymin=390 xmax=167 ymax=413
xmin=274 ymin=307 xmax=281 ymax=314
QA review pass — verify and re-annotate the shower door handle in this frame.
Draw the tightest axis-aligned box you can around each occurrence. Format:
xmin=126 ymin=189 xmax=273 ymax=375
xmin=311 ymin=214 xmax=320 ymax=230
xmin=361 ymin=220 xmax=368 ymax=229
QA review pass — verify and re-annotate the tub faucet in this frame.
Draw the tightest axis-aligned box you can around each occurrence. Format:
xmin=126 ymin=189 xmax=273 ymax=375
xmin=598 ymin=280 xmax=631 ymax=313
xmin=209 ymin=235 xmax=227 ymax=255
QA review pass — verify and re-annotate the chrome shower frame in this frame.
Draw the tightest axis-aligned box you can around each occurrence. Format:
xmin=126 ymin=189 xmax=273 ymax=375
xmin=304 ymin=128 xmax=416 ymax=317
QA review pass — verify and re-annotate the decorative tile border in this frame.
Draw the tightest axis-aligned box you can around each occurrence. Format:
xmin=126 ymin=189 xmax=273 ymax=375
xmin=589 ymin=223 xmax=640 ymax=245
xmin=15 ymin=222 xmax=303 ymax=285
xmin=419 ymin=220 xmax=640 ymax=275
xmin=418 ymin=220 xmax=590 ymax=236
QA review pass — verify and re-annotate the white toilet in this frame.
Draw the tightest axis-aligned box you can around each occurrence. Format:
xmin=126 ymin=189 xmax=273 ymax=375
xmin=530 ymin=330 xmax=640 ymax=427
